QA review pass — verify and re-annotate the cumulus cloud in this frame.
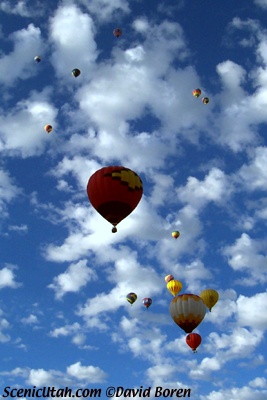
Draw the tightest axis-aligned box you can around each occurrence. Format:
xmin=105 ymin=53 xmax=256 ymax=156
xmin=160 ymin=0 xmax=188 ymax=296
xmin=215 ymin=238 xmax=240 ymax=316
xmin=223 ymin=233 xmax=267 ymax=285
xmin=0 ymin=89 xmax=58 ymax=157
xmin=49 ymin=4 xmax=98 ymax=81
xmin=48 ymin=259 xmax=97 ymax=299
xmin=236 ymin=292 xmax=267 ymax=330
xmin=0 ymin=265 xmax=21 ymax=289
xmin=66 ymin=362 xmax=107 ymax=383
xmin=0 ymin=24 xmax=44 ymax=86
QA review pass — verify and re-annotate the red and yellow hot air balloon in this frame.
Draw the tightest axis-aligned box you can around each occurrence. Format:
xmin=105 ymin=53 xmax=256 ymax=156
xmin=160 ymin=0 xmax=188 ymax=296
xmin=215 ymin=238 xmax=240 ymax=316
xmin=186 ymin=333 xmax=202 ymax=353
xmin=192 ymin=88 xmax=201 ymax=98
xmin=170 ymin=294 xmax=206 ymax=333
xmin=167 ymin=279 xmax=182 ymax=296
xmin=200 ymin=289 xmax=219 ymax=312
xmin=44 ymin=124 xmax=52 ymax=133
xmin=87 ymin=166 xmax=143 ymax=232
xmin=172 ymin=231 xmax=180 ymax=239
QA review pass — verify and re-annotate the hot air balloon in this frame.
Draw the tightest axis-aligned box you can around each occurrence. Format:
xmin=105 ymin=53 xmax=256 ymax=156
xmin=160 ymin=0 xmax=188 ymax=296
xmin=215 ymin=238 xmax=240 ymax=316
xmin=172 ymin=231 xmax=180 ymax=239
xmin=44 ymin=124 xmax=52 ymax=133
xmin=126 ymin=293 xmax=137 ymax=305
xmin=34 ymin=55 xmax=41 ymax=62
xmin=167 ymin=279 xmax=182 ymax=296
xmin=170 ymin=294 xmax=206 ymax=333
xmin=200 ymin=289 xmax=219 ymax=312
xmin=143 ymin=298 xmax=152 ymax=309
xmin=165 ymin=274 xmax=174 ymax=283
xmin=113 ymin=28 xmax=122 ymax=38
xmin=72 ymin=68 xmax=81 ymax=78
xmin=192 ymin=88 xmax=201 ymax=98
xmin=186 ymin=333 xmax=202 ymax=353
xmin=202 ymin=97 xmax=209 ymax=104
xmin=87 ymin=166 xmax=143 ymax=233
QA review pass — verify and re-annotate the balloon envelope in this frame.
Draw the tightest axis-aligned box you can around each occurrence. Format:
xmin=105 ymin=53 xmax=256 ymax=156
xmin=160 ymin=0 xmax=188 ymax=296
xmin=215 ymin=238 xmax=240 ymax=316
xmin=172 ymin=231 xmax=180 ymax=239
xmin=165 ymin=274 xmax=174 ymax=283
xmin=170 ymin=293 xmax=206 ymax=333
xmin=87 ymin=166 xmax=143 ymax=232
xmin=44 ymin=124 xmax=52 ymax=133
xmin=192 ymin=88 xmax=201 ymax=98
xmin=200 ymin=289 xmax=219 ymax=311
xmin=72 ymin=68 xmax=81 ymax=77
xmin=143 ymin=298 xmax=152 ymax=308
xmin=186 ymin=333 xmax=202 ymax=352
xmin=167 ymin=279 xmax=182 ymax=296
xmin=126 ymin=293 xmax=137 ymax=305
xmin=113 ymin=28 xmax=122 ymax=37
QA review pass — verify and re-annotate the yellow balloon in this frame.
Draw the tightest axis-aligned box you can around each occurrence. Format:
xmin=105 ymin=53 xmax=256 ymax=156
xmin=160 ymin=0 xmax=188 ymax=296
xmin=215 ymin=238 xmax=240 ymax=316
xmin=167 ymin=279 xmax=182 ymax=296
xmin=200 ymin=289 xmax=219 ymax=312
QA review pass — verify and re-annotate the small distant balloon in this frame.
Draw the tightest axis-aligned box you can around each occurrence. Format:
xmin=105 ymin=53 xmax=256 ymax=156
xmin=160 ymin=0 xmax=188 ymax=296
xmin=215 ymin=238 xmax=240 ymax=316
xmin=72 ymin=68 xmax=81 ymax=78
xmin=165 ymin=274 xmax=174 ymax=283
xmin=202 ymin=97 xmax=209 ymax=105
xmin=34 ymin=56 xmax=41 ymax=63
xmin=126 ymin=293 xmax=137 ymax=305
xmin=44 ymin=124 xmax=52 ymax=133
xmin=172 ymin=231 xmax=180 ymax=239
xmin=113 ymin=28 xmax=122 ymax=38
xmin=192 ymin=88 xmax=201 ymax=98
xmin=186 ymin=333 xmax=202 ymax=353
xmin=143 ymin=298 xmax=152 ymax=309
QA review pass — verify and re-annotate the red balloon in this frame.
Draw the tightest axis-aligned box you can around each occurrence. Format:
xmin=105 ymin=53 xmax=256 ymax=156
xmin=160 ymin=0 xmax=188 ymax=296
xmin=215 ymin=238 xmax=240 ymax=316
xmin=186 ymin=333 xmax=202 ymax=352
xmin=87 ymin=166 xmax=143 ymax=232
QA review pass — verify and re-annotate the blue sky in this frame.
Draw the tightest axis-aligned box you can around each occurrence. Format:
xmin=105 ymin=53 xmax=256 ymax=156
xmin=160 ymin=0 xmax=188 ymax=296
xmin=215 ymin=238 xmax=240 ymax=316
xmin=0 ymin=0 xmax=267 ymax=399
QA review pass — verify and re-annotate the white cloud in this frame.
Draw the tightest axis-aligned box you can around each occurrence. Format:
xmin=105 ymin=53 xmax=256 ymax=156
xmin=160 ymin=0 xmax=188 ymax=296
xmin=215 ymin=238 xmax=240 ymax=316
xmin=200 ymin=385 xmax=267 ymax=400
xmin=49 ymin=4 xmax=98 ymax=81
xmin=21 ymin=314 xmax=39 ymax=325
xmin=238 ymin=147 xmax=267 ymax=191
xmin=255 ymin=0 xmax=267 ymax=9
xmin=0 ymin=265 xmax=21 ymax=289
xmin=223 ymin=233 xmax=267 ymax=285
xmin=66 ymin=362 xmax=107 ymax=383
xmin=0 ymin=89 xmax=58 ymax=157
xmin=177 ymin=168 xmax=233 ymax=209
xmin=0 ymin=1 xmax=38 ymax=17
xmin=77 ymin=0 xmax=130 ymax=21
xmin=0 ymin=24 xmax=44 ymax=86
xmin=0 ymin=169 xmax=21 ymax=218
xmin=236 ymin=292 xmax=267 ymax=330
xmin=48 ymin=259 xmax=97 ymax=299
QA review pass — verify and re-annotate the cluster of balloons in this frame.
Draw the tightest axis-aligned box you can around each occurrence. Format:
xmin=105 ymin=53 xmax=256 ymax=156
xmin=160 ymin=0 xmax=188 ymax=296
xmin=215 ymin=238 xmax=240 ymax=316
xmin=192 ymin=88 xmax=209 ymax=105
xmin=165 ymin=274 xmax=219 ymax=352
xmin=36 ymin=57 xmax=81 ymax=134
xmin=36 ymin=26 xmax=123 ymax=133
xmin=126 ymin=293 xmax=152 ymax=309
